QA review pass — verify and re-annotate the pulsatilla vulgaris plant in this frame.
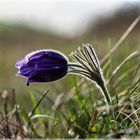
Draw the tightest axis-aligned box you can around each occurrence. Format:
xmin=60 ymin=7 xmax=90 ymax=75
xmin=16 ymin=44 xmax=111 ymax=105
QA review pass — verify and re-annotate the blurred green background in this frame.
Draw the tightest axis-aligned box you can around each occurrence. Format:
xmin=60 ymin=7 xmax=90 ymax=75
xmin=0 ymin=1 xmax=140 ymax=107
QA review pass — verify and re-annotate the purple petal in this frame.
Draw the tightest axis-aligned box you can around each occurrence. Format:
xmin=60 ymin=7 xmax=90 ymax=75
xmin=27 ymin=51 xmax=46 ymax=61
xmin=26 ymin=50 xmax=67 ymax=63
xmin=15 ymin=58 xmax=27 ymax=69
xmin=26 ymin=65 xmax=68 ymax=86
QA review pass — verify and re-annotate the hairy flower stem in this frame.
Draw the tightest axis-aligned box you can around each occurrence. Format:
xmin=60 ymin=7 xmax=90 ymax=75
xmin=100 ymin=81 xmax=111 ymax=105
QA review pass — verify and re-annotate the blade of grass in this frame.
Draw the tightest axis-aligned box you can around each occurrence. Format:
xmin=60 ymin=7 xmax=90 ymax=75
xmin=101 ymin=14 xmax=140 ymax=65
xmin=114 ymin=65 xmax=138 ymax=88
xmin=107 ymin=51 xmax=140 ymax=85
xmin=29 ymin=91 xmax=40 ymax=115
xmin=28 ymin=90 xmax=49 ymax=126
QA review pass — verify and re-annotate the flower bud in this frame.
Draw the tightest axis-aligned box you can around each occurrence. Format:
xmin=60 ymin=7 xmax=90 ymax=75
xmin=16 ymin=50 xmax=68 ymax=86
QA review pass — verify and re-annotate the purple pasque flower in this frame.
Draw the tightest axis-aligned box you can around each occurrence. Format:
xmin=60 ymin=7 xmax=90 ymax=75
xmin=16 ymin=49 xmax=68 ymax=86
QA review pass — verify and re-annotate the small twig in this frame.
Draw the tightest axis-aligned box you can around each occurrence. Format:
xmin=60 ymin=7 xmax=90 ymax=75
xmin=130 ymin=103 xmax=140 ymax=127
xmin=28 ymin=90 xmax=49 ymax=126
xmin=0 ymin=129 xmax=9 ymax=138
xmin=12 ymin=89 xmax=23 ymax=136
xmin=107 ymin=128 xmax=138 ymax=138
xmin=120 ymin=107 xmax=140 ymax=127
xmin=3 ymin=96 xmax=11 ymax=138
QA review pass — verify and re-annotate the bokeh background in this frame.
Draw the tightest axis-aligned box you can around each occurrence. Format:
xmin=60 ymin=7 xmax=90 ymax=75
xmin=0 ymin=0 xmax=140 ymax=106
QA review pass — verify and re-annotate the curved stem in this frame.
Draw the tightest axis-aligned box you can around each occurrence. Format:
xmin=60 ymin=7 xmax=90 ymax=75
xmin=100 ymin=82 xmax=111 ymax=105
